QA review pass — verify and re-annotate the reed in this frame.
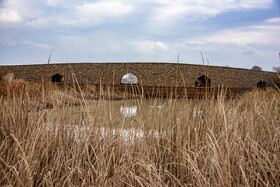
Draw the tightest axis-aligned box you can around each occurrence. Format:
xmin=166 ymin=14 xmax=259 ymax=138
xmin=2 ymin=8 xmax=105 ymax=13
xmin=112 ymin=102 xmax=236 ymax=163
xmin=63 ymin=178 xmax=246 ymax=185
xmin=0 ymin=76 xmax=279 ymax=186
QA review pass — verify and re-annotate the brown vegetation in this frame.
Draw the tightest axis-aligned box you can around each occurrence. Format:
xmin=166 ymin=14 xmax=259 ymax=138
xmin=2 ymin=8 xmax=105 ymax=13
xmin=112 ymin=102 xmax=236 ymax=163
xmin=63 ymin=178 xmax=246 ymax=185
xmin=0 ymin=74 xmax=279 ymax=186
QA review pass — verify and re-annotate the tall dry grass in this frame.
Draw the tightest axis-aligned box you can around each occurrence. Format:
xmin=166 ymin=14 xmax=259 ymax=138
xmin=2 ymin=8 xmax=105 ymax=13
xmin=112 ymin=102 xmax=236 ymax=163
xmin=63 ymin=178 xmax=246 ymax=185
xmin=0 ymin=76 xmax=279 ymax=186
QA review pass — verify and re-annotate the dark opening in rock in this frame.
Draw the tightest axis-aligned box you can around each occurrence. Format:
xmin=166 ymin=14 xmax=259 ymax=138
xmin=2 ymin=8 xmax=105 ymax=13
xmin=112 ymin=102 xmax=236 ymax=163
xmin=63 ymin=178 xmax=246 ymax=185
xmin=195 ymin=75 xmax=211 ymax=87
xmin=257 ymin=80 xmax=266 ymax=89
xmin=51 ymin=74 xmax=63 ymax=83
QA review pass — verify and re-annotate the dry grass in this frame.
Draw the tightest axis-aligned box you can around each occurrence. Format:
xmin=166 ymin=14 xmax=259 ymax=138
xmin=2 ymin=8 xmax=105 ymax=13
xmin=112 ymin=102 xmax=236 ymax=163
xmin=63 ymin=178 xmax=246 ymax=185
xmin=0 ymin=75 xmax=279 ymax=186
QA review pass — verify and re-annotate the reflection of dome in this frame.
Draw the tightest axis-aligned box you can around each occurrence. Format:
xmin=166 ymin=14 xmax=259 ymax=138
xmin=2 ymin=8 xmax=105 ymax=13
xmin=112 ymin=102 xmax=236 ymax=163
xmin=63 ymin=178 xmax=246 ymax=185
xmin=120 ymin=105 xmax=137 ymax=118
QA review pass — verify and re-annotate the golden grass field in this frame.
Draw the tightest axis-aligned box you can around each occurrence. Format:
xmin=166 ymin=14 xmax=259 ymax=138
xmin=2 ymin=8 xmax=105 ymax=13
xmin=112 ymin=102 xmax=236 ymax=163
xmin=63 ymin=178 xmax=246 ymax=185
xmin=0 ymin=73 xmax=279 ymax=186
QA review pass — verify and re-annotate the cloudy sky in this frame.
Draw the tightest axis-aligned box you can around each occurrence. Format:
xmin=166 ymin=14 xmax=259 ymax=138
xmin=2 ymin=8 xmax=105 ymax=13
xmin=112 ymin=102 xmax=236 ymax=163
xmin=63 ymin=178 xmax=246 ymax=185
xmin=0 ymin=0 xmax=279 ymax=71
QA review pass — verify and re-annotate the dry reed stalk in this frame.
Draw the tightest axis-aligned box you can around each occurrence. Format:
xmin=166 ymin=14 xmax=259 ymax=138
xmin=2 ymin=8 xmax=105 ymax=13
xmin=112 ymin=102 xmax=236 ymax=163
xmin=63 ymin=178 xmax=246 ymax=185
xmin=0 ymin=78 xmax=279 ymax=186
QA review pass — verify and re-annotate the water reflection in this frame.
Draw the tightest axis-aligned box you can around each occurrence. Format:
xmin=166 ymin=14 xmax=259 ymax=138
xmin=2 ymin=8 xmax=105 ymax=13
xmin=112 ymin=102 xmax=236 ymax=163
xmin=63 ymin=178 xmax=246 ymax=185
xmin=120 ymin=105 xmax=137 ymax=118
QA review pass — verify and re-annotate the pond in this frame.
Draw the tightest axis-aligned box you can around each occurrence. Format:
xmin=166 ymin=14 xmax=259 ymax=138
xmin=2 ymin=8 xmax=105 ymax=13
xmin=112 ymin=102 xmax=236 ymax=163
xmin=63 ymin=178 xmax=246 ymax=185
xmin=45 ymin=97 xmax=204 ymax=132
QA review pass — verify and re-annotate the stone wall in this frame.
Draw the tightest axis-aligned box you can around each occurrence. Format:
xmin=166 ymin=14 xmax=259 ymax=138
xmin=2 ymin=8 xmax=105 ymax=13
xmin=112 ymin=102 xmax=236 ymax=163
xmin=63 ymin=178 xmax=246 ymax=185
xmin=0 ymin=62 xmax=278 ymax=88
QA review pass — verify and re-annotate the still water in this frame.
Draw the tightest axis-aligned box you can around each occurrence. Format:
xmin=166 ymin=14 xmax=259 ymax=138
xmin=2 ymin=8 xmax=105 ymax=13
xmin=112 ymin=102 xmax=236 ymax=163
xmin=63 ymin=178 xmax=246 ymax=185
xmin=45 ymin=98 xmax=204 ymax=140
xmin=46 ymin=98 xmax=170 ymax=126
xmin=114 ymin=98 xmax=167 ymax=118
xmin=46 ymin=98 xmax=203 ymax=129
xmin=45 ymin=98 xmax=170 ymax=140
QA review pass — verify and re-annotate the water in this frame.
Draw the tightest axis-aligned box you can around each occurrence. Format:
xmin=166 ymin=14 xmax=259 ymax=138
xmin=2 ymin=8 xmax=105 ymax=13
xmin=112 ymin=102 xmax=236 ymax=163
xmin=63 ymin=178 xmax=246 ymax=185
xmin=45 ymin=97 xmax=203 ymax=135
xmin=91 ymin=98 xmax=168 ymax=119
xmin=45 ymin=97 xmax=204 ymax=142
xmin=120 ymin=105 xmax=137 ymax=118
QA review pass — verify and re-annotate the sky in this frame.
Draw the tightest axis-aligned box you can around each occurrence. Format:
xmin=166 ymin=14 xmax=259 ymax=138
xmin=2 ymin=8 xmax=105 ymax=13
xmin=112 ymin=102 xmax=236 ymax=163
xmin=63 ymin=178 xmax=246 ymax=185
xmin=0 ymin=0 xmax=279 ymax=71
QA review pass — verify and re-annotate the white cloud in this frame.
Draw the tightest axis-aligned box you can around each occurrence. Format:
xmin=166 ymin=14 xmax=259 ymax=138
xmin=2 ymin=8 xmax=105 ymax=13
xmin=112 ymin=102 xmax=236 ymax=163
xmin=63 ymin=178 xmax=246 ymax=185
xmin=23 ymin=41 xmax=52 ymax=49
xmin=77 ymin=1 xmax=132 ymax=15
xmin=151 ymin=0 xmax=273 ymax=22
xmin=47 ymin=0 xmax=61 ymax=6
xmin=189 ymin=18 xmax=280 ymax=46
xmin=127 ymin=40 xmax=168 ymax=53
xmin=175 ymin=17 xmax=280 ymax=69
xmin=238 ymin=0 xmax=272 ymax=8
xmin=0 ymin=38 xmax=17 ymax=46
xmin=266 ymin=17 xmax=280 ymax=23
xmin=0 ymin=0 xmax=278 ymax=70
xmin=0 ymin=0 xmax=132 ymax=27
xmin=0 ymin=0 xmax=23 ymax=23
xmin=75 ymin=1 xmax=133 ymax=25
xmin=0 ymin=0 xmax=274 ymax=28
xmin=0 ymin=9 xmax=22 ymax=23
